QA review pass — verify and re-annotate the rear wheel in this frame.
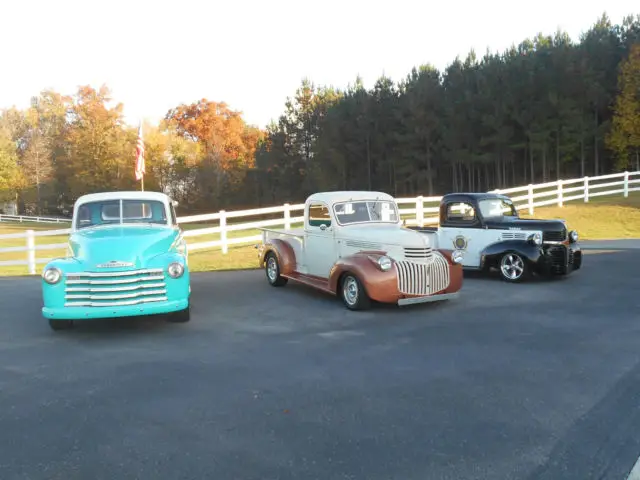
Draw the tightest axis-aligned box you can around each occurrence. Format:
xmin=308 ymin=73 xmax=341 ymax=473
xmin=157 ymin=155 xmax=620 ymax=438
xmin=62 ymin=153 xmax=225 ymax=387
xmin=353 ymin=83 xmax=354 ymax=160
xmin=49 ymin=319 xmax=73 ymax=331
xmin=499 ymin=252 xmax=531 ymax=283
xmin=340 ymin=273 xmax=371 ymax=310
xmin=265 ymin=252 xmax=288 ymax=287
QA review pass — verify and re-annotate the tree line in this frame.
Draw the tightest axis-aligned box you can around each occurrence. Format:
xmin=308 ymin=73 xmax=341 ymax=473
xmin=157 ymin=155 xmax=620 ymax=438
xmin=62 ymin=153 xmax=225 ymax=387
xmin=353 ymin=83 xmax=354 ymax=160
xmin=1 ymin=13 xmax=639 ymax=216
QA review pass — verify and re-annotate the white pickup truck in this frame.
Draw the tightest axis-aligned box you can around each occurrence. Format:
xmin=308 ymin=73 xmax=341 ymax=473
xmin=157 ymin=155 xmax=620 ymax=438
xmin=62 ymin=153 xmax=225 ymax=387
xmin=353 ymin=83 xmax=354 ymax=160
xmin=256 ymin=191 xmax=464 ymax=310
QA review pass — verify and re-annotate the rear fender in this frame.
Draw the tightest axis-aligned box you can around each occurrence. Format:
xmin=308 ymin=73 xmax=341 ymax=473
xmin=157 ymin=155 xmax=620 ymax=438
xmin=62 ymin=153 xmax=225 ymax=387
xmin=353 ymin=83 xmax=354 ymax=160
xmin=259 ymin=239 xmax=296 ymax=275
xmin=480 ymin=240 xmax=543 ymax=270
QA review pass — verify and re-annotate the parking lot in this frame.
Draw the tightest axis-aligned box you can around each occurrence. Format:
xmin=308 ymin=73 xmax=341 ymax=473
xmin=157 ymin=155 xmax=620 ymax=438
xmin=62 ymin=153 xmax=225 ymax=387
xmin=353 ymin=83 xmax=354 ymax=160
xmin=1 ymin=243 xmax=640 ymax=479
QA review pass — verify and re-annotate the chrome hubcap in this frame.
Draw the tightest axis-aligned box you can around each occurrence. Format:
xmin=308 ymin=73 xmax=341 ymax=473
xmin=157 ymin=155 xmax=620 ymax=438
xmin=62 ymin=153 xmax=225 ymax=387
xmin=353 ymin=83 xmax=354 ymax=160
xmin=267 ymin=257 xmax=277 ymax=281
xmin=343 ymin=276 xmax=358 ymax=305
xmin=501 ymin=253 xmax=524 ymax=280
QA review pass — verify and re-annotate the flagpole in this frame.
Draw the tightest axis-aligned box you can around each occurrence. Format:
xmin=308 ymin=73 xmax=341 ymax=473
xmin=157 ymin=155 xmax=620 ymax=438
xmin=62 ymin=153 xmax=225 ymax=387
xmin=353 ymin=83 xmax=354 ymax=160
xmin=141 ymin=176 xmax=144 ymax=192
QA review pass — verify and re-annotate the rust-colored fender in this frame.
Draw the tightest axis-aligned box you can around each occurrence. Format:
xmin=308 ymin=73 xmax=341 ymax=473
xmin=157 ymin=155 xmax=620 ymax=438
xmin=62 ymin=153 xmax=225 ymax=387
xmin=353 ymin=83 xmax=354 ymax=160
xmin=259 ymin=239 xmax=296 ymax=275
xmin=436 ymin=249 xmax=464 ymax=294
xmin=329 ymin=251 xmax=400 ymax=304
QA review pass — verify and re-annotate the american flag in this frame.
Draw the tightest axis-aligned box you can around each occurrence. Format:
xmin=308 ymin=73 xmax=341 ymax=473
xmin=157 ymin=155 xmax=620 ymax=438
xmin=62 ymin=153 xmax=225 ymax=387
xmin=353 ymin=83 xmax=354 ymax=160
xmin=135 ymin=122 xmax=145 ymax=181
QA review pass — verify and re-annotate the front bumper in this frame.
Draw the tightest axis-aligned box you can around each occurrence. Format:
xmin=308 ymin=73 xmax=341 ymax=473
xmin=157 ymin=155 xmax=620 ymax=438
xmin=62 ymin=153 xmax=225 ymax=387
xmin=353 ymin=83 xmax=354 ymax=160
xmin=397 ymin=291 xmax=460 ymax=306
xmin=42 ymin=298 xmax=189 ymax=320
xmin=536 ymin=244 xmax=582 ymax=275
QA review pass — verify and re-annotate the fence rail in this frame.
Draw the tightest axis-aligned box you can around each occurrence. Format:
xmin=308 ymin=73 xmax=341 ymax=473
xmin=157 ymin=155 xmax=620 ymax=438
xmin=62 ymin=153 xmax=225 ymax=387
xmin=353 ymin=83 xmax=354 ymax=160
xmin=0 ymin=214 xmax=71 ymax=224
xmin=1 ymin=170 xmax=639 ymax=275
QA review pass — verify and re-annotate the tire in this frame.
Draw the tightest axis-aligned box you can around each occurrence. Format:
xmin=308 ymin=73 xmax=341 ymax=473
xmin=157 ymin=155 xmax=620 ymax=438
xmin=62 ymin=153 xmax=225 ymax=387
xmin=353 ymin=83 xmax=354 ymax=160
xmin=49 ymin=319 xmax=73 ymax=331
xmin=265 ymin=252 xmax=288 ymax=287
xmin=339 ymin=273 xmax=371 ymax=310
xmin=499 ymin=251 xmax=531 ymax=283
xmin=167 ymin=304 xmax=191 ymax=323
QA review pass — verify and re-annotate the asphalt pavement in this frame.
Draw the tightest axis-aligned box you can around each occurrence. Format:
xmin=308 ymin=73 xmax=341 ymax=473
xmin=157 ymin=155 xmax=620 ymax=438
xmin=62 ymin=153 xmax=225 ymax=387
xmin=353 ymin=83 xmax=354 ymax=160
xmin=1 ymin=243 xmax=640 ymax=479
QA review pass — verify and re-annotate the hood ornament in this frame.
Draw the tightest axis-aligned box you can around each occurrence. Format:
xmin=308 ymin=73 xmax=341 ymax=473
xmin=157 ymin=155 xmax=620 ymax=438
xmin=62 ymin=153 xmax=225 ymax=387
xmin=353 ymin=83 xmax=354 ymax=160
xmin=96 ymin=261 xmax=134 ymax=268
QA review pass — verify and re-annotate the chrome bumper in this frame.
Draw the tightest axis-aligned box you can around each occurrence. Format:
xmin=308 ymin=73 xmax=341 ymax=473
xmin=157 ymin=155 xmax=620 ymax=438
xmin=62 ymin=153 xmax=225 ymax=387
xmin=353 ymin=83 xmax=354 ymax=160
xmin=397 ymin=291 xmax=460 ymax=306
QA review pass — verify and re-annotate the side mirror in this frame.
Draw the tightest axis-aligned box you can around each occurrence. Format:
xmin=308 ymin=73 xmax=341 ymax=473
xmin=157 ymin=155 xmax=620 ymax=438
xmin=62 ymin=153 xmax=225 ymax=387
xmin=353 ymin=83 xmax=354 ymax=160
xmin=172 ymin=200 xmax=179 ymax=207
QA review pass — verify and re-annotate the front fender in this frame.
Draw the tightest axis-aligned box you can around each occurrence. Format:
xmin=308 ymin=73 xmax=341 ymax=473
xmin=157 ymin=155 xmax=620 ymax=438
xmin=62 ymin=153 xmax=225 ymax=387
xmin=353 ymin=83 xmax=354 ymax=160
xmin=435 ymin=249 xmax=464 ymax=294
xmin=481 ymin=240 xmax=543 ymax=270
xmin=258 ymin=239 xmax=296 ymax=275
xmin=329 ymin=252 xmax=399 ymax=303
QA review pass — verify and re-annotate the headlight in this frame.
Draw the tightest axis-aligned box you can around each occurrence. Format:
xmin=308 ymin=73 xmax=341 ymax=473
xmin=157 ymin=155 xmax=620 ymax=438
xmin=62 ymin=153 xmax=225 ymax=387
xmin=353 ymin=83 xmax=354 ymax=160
xmin=377 ymin=255 xmax=393 ymax=271
xmin=529 ymin=232 xmax=542 ymax=245
xmin=167 ymin=262 xmax=184 ymax=278
xmin=451 ymin=250 xmax=464 ymax=264
xmin=570 ymin=230 xmax=578 ymax=243
xmin=42 ymin=267 xmax=62 ymax=284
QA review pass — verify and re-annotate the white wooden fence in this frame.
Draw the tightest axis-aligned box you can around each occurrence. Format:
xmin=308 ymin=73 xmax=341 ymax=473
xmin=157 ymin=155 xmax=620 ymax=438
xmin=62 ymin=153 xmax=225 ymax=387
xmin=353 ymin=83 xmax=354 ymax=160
xmin=1 ymin=170 xmax=639 ymax=275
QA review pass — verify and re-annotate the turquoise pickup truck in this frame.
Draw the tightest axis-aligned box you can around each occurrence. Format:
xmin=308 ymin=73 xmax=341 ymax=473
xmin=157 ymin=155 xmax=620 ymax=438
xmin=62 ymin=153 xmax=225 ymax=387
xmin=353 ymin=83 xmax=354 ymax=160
xmin=41 ymin=191 xmax=191 ymax=331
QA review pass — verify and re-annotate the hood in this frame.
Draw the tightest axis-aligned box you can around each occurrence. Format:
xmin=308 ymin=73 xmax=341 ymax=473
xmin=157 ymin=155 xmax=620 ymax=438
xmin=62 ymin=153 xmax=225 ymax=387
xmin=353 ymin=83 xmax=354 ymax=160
xmin=484 ymin=217 xmax=566 ymax=232
xmin=68 ymin=226 xmax=179 ymax=268
xmin=338 ymin=224 xmax=430 ymax=248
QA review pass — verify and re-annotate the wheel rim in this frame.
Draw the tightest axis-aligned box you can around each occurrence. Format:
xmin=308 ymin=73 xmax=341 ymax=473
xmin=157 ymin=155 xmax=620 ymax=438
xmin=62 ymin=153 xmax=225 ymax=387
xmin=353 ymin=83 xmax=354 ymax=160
xmin=501 ymin=253 xmax=524 ymax=280
xmin=267 ymin=257 xmax=278 ymax=281
xmin=343 ymin=276 xmax=358 ymax=306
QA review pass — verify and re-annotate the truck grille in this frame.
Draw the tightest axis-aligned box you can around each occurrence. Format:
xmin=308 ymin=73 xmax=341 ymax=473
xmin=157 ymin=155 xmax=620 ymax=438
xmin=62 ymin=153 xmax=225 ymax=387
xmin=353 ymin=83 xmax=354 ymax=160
xmin=395 ymin=252 xmax=450 ymax=296
xmin=543 ymin=229 xmax=567 ymax=243
xmin=546 ymin=246 xmax=568 ymax=273
xmin=403 ymin=247 xmax=433 ymax=260
xmin=63 ymin=268 xmax=167 ymax=307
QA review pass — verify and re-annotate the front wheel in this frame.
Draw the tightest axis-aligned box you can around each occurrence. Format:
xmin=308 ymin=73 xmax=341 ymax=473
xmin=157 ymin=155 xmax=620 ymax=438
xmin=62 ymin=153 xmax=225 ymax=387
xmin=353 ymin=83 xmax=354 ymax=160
xmin=499 ymin=252 xmax=531 ymax=283
xmin=340 ymin=273 xmax=371 ymax=310
xmin=49 ymin=319 xmax=73 ymax=331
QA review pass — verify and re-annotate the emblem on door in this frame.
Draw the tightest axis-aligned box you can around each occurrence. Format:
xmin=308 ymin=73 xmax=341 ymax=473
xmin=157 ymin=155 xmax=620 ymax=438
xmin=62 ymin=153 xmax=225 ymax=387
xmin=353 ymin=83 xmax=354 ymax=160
xmin=453 ymin=235 xmax=468 ymax=250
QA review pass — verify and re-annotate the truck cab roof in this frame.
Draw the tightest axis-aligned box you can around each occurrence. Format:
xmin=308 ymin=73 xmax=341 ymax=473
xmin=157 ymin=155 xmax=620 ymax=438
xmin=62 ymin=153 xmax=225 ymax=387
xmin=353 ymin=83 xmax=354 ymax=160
xmin=305 ymin=191 xmax=395 ymax=205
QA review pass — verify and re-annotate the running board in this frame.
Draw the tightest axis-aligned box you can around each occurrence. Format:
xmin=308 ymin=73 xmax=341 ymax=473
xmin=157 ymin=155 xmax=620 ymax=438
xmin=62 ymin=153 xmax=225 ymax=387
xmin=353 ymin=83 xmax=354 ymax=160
xmin=283 ymin=272 xmax=335 ymax=295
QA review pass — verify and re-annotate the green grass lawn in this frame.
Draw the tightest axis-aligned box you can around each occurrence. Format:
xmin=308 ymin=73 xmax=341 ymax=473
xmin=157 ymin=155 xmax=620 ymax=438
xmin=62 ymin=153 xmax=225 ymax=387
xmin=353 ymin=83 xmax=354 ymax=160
xmin=1 ymin=190 xmax=639 ymax=276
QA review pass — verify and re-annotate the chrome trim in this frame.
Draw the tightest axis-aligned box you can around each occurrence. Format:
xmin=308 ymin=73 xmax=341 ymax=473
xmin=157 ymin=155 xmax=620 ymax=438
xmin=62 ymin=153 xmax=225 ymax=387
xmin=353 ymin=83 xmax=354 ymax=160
xmin=65 ymin=282 xmax=166 ymax=293
xmin=398 ymin=291 xmax=459 ymax=306
xmin=65 ymin=289 xmax=167 ymax=300
xmin=64 ymin=268 xmax=163 ymax=278
xmin=96 ymin=261 xmax=135 ymax=268
xmin=65 ymin=296 xmax=169 ymax=307
xmin=66 ymin=276 xmax=165 ymax=285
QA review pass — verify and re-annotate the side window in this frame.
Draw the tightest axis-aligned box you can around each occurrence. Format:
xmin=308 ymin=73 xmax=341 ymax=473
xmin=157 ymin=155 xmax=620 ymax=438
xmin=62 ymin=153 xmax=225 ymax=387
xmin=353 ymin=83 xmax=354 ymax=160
xmin=445 ymin=202 xmax=477 ymax=225
xmin=308 ymin=202 xmax=331 ymax=228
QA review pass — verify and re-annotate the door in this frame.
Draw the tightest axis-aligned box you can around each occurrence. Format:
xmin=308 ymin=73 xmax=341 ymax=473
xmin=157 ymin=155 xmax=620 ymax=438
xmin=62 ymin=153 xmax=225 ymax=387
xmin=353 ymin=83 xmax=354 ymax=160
xmin=303 ymin=201 xmax=338 ymax=278
xmin=438 ymin=200 xmax=496 ymax=268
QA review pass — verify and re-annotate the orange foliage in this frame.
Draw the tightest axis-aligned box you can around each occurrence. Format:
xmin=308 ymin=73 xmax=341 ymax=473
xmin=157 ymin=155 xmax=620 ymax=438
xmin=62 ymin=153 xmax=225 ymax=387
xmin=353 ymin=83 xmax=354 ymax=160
xmin=165 ymin=99 xmax=264 ymax=172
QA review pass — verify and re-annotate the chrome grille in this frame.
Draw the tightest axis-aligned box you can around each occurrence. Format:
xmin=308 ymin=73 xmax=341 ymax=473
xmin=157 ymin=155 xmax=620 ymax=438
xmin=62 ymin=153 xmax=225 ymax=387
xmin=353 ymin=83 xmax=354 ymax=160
xmin=395 ymin=252 xmax=450 ymax=296
xmin=63 ymin=268 xmax=167 ymax=307
xmin=403 ymin=247 xmax=433 ymax=260
xmin=543 ymin=229 xmax=567 ymax=243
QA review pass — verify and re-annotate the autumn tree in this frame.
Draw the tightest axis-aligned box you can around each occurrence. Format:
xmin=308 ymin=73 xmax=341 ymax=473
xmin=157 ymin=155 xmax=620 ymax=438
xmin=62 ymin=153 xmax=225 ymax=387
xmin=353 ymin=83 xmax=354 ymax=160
xmin=607 ymin=43 xmax=640 ymax=171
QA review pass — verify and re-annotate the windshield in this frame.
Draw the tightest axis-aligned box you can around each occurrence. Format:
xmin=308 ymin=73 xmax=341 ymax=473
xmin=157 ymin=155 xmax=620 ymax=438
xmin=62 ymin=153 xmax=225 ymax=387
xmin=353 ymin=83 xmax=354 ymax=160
xmin=75 ymin=199 xmax=168 ymax=230
xmin=333 ymin=200 xmax=399 ymax=225
xmin=478 ymin=198 xmax=518 ymax=218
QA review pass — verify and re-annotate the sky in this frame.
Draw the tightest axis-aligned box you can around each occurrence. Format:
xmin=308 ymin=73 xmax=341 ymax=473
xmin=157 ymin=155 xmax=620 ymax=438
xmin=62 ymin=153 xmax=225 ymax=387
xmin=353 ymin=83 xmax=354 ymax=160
xmin=1 ymin=0 xmax=638 ymax=130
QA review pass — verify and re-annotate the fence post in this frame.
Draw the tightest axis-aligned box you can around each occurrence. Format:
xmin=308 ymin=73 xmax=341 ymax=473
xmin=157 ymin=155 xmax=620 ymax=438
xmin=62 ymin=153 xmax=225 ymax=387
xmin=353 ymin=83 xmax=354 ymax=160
xmin=557 ymin=180 xmax=563 ymax=207
xmin=283 ymin=203 xmax=291 ymax=230
xmin=415 ymin=196 xmax=424 ymax=226
xmin=584 ymin=177 xmax=589 ymax=203
xmin=528 ymin=184 xmax=534 ymax=215
xmin=624 ymin=171 xmax=629 ymax=197
xmin=219 ymin=211 xmax=227 ymax=254
xmin=26 ymin=230 xmax=36 ymax=275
